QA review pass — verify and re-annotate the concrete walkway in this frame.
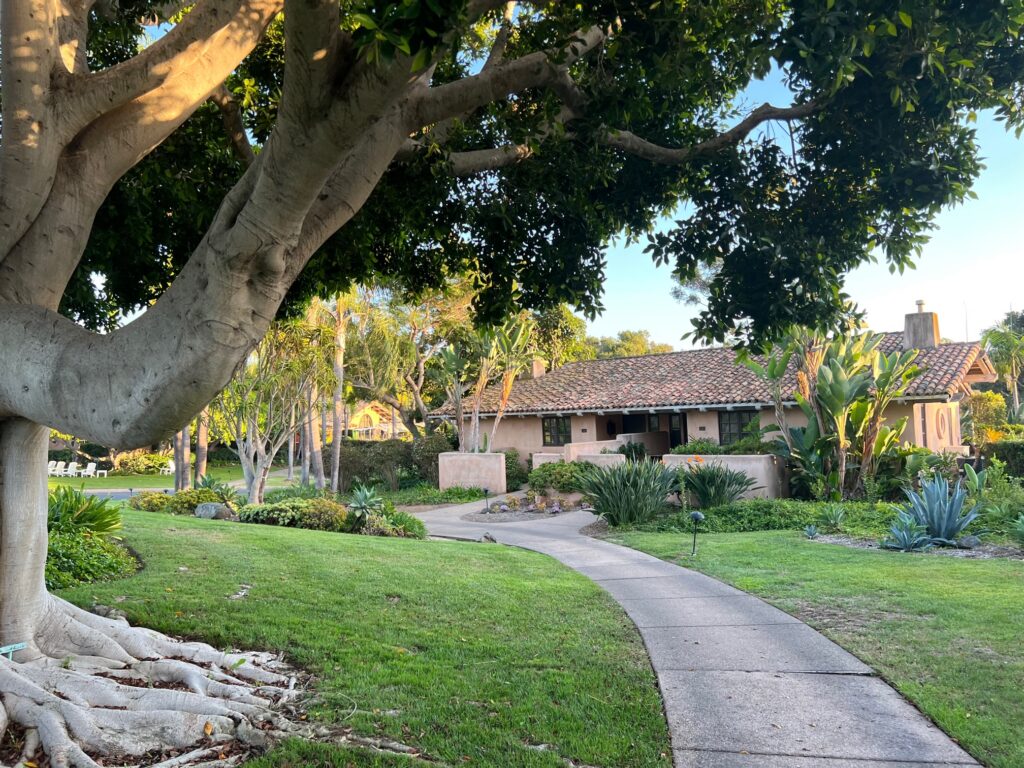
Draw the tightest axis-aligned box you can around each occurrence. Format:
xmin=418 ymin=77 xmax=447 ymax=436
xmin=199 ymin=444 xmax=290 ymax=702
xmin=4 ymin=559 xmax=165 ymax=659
xmin=416 ymin=499 xmax=978 ymax=767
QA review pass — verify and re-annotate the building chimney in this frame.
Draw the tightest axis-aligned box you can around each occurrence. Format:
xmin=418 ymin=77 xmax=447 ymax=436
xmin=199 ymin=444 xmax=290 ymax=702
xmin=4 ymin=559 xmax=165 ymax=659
xmin=529 ymin=358 xmax=546 ymax=379
xmin=903 ymin=300 xmax=940 ymax=350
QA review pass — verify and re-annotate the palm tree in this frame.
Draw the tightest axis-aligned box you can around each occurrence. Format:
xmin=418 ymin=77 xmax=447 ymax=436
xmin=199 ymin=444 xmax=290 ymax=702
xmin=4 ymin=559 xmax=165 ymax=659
xmin=982 ymin=324 xmax=1024 ymax=414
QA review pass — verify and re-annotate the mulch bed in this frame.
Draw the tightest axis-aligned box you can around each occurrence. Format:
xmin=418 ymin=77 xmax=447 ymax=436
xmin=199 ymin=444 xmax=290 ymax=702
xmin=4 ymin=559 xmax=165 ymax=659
xmin=815 ymin=533 xmax=1024 ymax=560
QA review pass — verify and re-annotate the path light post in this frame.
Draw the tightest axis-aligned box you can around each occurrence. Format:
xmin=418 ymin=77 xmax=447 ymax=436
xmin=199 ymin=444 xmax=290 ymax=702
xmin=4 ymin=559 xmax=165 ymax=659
xmin=690 ymin=511 xmax=705 ymax=556
xmin=483 ymin=488 xmax=490 ymax=513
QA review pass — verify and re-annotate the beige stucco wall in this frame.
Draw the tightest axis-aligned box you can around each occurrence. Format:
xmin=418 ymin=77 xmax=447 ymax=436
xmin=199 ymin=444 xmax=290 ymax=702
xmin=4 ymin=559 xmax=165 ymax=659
xmin=577 ymin=453 xmax=627 ymax=468
xmin=477 ymin=398 xmax=963 ymax=465
xmin=438 ymin=452 xmax=506 ymax=494
xmin=482 ymin=414 xmax=604 ymax=464
xmin=663 ymin=454 xmax=785 ymax=499
xmin=896 ymin=401 xmax=963 ymax=453
xmin=565 ymin=438 xmax=622 ymax=461
xmin=686 ymin=410 xmax=721 ymax=442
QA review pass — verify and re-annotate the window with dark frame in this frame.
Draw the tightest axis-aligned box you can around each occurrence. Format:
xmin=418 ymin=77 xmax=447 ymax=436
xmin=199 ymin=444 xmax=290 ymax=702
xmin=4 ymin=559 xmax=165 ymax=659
xmin=542 ymin=416 xmax=572 ymax=447
xmin=718 ymin=410 xmax=758 ymax=446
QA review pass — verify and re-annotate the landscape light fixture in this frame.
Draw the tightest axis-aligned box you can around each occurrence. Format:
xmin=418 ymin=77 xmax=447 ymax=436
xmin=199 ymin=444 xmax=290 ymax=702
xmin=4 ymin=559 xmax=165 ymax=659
xmin=689 ymin=511 xmax=705 ymax=556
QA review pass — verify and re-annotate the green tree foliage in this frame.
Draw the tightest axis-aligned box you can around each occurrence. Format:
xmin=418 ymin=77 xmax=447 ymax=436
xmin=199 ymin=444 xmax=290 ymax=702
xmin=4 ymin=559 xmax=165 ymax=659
xmin=585 ymin=330 xmax=675 ymax=359
xmin=531 ymin=305 xmax=592 ymax=369
xmin=982 ymin=324 xmax=1024 ymax=414
xmin=72 ymin=1 xmax=1024 ymax=345
xmin=749 ymin=329 xmax=921 ymax=499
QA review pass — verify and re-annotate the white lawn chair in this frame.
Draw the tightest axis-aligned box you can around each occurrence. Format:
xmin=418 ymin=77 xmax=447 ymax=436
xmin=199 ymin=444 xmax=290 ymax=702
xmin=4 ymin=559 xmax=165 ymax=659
xmin=160 ymin=460 xmax=175 ymax=476
xmin=78 ymin=462 xmax=97 ymax=478
xmin=47 ymin=461 xmax=57 ymax=475
xmin=51 ymin=461 xmax=66 ymax=477
xmin=62 ymin=462 xmax=79 ymax=477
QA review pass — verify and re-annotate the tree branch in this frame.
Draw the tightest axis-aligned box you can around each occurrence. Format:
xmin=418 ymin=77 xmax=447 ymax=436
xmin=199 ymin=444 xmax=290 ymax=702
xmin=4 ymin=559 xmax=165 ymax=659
xmin=412 ymin=24 xmax=608 ymax=128
xmin=601 ymin=101 xmax=821 ymax=165
xmin=210 ymin=86 xmax=256 ymax=165
xmin=78 ymin=0 xmax=283 ymax=127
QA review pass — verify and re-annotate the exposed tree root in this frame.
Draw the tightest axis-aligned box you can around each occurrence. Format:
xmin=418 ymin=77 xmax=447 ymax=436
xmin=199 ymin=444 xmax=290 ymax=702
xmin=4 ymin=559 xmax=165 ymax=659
xmin=0 ymin=597 xmax=305 ymax=767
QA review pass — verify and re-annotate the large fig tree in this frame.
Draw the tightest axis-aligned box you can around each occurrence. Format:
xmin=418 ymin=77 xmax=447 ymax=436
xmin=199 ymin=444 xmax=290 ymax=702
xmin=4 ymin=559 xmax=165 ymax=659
xmin=0 ymin=0 xmax=1022 ymax=762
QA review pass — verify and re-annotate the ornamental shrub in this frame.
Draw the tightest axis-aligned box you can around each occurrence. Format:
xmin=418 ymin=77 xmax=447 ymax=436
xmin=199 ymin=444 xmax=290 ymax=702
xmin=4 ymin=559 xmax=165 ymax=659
xmin=238 ymin=497 xmax=349 ymax=532
xmin=112 ymin=450 xmax=172 ymax=475
xmin=670 ymin=438 xmax=723 ymax=455
xmin=503 ymin=448 xmax=529 ymax=490
xmin=378 ymin=501 xmax=427 ymax=539
xmin=411 ymin=432 xmax=455 ymax=486
xmin=46 ymin=530 xmax=136 ymax=590
xmin=637 ymin=499 xmax=893 ymax=535
xmin=238 ymin=498 xmax=309 ymax=527
xmin=297 ymin=498 xmax=348 ymax=532
xmin=989 ymin=440 xmax=1024 ymax=478
xmin=165 ymin=488 xmax=221 ymax=516
xmin=578 ymin=460 xmax=676 ymax=526
xmin=681 ymin=462 xmax=757 ymax=508
xmin=527 ymin=461 xmax=593 ymax=494
xmin=48 ymin=486 xmax=122 ymax=538
xmin=127 ymin=491 xmax=173 ymax=513
xmin=616 ymin=442 xmax=647 ymax=461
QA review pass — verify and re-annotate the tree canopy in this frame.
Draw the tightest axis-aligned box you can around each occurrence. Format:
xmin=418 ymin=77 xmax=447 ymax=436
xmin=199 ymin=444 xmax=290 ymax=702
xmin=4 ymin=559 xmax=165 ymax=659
xmin=62 ymin=0 xmax=1024 ymax=347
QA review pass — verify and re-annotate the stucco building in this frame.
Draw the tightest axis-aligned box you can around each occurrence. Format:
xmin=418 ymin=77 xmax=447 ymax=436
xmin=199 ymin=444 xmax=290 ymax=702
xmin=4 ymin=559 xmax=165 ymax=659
xmin=433 ymin=308 xmax=996 ymax=464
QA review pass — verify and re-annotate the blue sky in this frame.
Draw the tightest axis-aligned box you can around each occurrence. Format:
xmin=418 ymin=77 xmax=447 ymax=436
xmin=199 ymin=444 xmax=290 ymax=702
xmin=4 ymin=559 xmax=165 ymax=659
xmin=588 ymin=79 xmax=1023 ymax=349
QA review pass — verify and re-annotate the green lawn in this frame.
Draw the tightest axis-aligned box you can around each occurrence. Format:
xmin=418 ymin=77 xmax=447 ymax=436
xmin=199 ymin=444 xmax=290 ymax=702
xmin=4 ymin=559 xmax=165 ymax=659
xmin=48 ymin=465 xmax=244 ymax=490
xmin=59 ymin=510 xmax=672 ymax=767
xmin=610 ymin=529 xmax=1024 ymax=768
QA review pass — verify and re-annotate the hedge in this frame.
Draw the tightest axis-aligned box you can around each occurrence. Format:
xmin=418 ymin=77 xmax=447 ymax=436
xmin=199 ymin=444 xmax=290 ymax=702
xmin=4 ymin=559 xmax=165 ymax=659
xmin=989 ymin=441 xmax=1024 ymax=478
xmin=634 ymin=499 xmax=894 ymax=536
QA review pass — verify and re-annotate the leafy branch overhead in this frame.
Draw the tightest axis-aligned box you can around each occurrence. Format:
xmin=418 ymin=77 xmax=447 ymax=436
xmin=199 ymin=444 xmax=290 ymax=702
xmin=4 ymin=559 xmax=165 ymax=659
xmin=63 ymin=1 xmax=1024 ymax=354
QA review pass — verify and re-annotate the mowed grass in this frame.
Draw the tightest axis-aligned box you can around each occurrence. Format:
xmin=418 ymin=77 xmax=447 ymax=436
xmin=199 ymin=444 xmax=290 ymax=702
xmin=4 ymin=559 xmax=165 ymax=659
xmin=610 ymin=529 xmax=1024 ymax=768
xmin=59 ymin=510 xmax=672 ymax=767
xmin=47 ymin=464 xmax=244 ymax=490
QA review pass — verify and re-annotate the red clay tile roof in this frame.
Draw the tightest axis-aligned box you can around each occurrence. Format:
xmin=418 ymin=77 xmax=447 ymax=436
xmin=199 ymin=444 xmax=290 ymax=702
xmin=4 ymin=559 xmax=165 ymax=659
xmin=434 ymin=333 xmax=986 ymax=417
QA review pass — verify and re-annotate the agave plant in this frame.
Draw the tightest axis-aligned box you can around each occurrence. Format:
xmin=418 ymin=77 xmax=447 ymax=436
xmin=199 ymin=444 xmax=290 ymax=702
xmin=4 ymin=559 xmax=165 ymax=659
xmin=578 ymin=461 xmax=676 ymax=526
xmin=881 ymin=512 xmax=933 ymax=552
xmin=196 ymin=474 xmax=243 ymax=507
xmin=681 ymin=462 xmax=758 ymax=509
xmin=803 ymin=524 xmax=820 ymax=540
xmin=816 ymin=503 xmax=846 ymax=533
xmin=47 ymin=486 xmax=122 ymax=538
xmin=1010 ymin=514 xmax=1024 ymax=548
xmin=901 ymin=473 xmax=981 ymax=546
xmin=348 ymin=484 xmax=384 ymax=524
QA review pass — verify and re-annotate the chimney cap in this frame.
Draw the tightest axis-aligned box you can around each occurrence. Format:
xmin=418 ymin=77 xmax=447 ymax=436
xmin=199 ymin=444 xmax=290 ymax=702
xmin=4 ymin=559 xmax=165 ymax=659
xmin=915 ymin=299 xmax=925 ymax=313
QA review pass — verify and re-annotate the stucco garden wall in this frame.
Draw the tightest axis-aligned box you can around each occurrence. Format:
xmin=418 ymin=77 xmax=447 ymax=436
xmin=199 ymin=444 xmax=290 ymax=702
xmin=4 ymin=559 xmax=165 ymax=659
xmin=663 ymin=454 xmax=786 ymax=499
xmin=439 ymin=452 xmax=506 ymax=494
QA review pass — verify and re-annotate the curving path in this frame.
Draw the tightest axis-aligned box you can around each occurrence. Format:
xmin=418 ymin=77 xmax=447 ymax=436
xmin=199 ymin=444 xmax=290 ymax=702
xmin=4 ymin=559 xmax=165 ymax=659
xmin=415 ymin=498 xmax=978 ymax=768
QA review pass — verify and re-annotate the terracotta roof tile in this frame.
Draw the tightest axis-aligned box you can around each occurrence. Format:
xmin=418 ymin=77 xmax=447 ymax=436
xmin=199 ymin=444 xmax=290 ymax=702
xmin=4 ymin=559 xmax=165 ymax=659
xmin=433 ymin=333 xmax=985 ymax=416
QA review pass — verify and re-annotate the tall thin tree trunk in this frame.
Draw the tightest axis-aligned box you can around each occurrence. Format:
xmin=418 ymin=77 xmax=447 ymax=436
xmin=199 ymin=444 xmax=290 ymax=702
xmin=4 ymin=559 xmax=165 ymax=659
xmin=0 ymin=420 xmax=50 ymax=651
xmin=321 ymin=400 xmax=329 ymax=449
xmin=193 ymin=408 xmax=209 ymax=485
xmin=331 ymin=392 xmax=344 ymax=493
xmin=300 ymin=418 xmax=311 ymax=485
xmin=173 ymin=426 xmax=191 ymax=492
xmin=308 ymin=388 xmax=326 ymax=490
xmin=287 ymin=406 xmax=295 ymax=481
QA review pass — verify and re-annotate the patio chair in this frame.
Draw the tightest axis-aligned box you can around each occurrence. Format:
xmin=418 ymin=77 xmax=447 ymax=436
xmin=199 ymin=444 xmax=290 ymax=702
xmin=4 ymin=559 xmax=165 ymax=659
xmin=160 ymin=460 xmax=175 ymax=476
xmin=78 ymin=462 xmax=98 ymax=478
xmin=51 ymin=461 xmax=66 ymax=477
xmin=62 ymin=462 xmax=79 ymax=477
xmin=46 ymin=460 xmax=57 ymax=475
